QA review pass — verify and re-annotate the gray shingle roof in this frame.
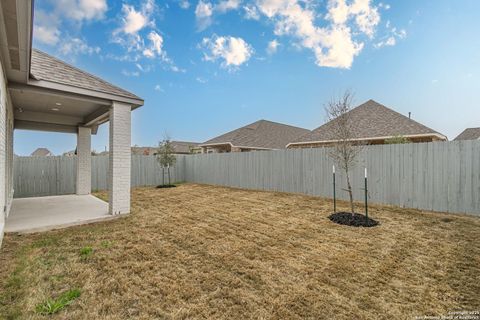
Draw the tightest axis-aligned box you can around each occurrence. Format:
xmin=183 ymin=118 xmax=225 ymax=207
xmin=454 ymin=128 xmax=480 ymax=141
xmin=202 ymin=120 xmax=310 ymax=149
xmin=31 ymin=148 xmax=52 ymax=156
xmin=292 ymin=100 xmax=446 ymax=144
xmin=30 ymin=49 xmax=141 ymax=100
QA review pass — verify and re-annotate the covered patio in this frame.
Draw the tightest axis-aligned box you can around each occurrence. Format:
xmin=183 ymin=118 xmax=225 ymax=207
xmin=0 ymin=0 xmax=143 ymax=236
xmin=5 ymin=194 xmax=111 ymax=233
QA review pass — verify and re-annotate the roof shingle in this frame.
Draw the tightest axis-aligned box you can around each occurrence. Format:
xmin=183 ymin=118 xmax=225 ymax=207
xmin=292 ymin=100 xmax=446 ymax=144
xmin=31 ymin=148 xmax=53 ymax=156
xmin=202 ymin=120 xmax=310 ymax=149
xmin=453 ymin=128 xmax=480 ymax=141
xmin=30 ymin=49 xmax=141 ymax=101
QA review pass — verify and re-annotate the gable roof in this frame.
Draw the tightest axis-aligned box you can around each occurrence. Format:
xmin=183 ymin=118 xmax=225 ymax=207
xmin=290 ymin=100 xmax=446 ymax=145
xmin=31 ymin=148 xmax=52 ymax=156
xmin=30 ymin=49 xmax=141 ymax=101
xmin=454 ymin=128 xmax=480 ymax=141
xmin=201 ymin=120 xmax=310 ymax=150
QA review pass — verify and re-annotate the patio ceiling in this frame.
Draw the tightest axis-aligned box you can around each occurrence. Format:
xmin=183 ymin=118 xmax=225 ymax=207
xmin=10 ymin=82 xmax=112 ymax=134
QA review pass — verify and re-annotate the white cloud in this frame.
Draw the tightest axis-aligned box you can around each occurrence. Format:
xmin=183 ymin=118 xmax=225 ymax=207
xmin=154 ymin=84 xmax=164 ymax=92
xmin=122 ymin=70 xmax=140 ymax=77
xmin=326 ymin=0 xmax=380 ymax=38
xmin=34 ymin=10 xmax=60 ymax=45
xmin=122 ymin=5 xmax=148 ymax=34
xmin=53 ymin=0 xmax=107 ymax=21
xmin=179 ymin=0 xmax=191 ymax=9
xmin=267 ymin=39 xmax=279 ymax=54
xmin=216 ymin=0 xmax=242 ymax=13
xmin=120 ymin=0 xmax=155 ymax=35
xmin=59 ymin=37 xmax=101 ymax=55
xmin=35 ymin=25 xmax=60 ymax=45
xmin=244 ymin=4 xmax=260 ymax=20
xmin=379 ymin=3 xmax=390 ymax=10
xmin=195 ymin=0 xmax=242 ymax=30
xmin=196 ymin=77 xmax=208 ymax=83
xmin=252 ymin=0 xmax=380 ymax=68
xmin=201 ymin=35 xmax=253 ymax=69
xmin=143 ymin=31 xmax=164 ymax=58
xmin=195 ymin=0 xmax=214 ymax=30
xmin=110 ymin=0 xmax=183 ymax=73
xmin=374 ymin=26 xmax=406 ymax=48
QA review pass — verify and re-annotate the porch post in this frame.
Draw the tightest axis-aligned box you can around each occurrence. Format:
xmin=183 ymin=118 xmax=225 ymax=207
xmin=76 ymin=126 xmax=91 ymax=195
xmin=108 ymin=102 xmax=131 ymax=215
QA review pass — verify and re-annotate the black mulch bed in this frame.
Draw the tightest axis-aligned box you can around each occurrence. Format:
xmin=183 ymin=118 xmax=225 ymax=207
xmin=156 ymin=185 xmax=177 ymax=189
xmin=329 ymin=212 xmax=379 ymax=227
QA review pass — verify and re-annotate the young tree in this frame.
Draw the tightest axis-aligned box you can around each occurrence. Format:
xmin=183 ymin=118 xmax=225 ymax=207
xmin=326 ymin=91 xmax=362 ymax=215
xmin=156 ymin=136 xmax=177 ymax=186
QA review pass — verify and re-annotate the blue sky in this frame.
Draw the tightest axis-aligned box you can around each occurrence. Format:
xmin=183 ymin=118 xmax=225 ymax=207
xmin=14 ymin=0 xmax=480 ymax=155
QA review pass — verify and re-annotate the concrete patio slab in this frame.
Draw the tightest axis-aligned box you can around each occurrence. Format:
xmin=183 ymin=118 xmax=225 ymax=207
xmin=5 ymin=195 xmax=114 ymax=234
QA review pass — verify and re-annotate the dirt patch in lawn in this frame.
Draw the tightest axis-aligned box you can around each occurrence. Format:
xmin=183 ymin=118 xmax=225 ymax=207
xmin=1 ymin=184 xmax=479 ymax=319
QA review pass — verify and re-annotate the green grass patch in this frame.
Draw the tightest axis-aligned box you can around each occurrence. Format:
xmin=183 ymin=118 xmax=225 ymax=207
xmin=101 ymin=240 xmax=112 ymax=248
xmin=35 ymin=289 xmax=81 ymax=315
xmin=79 ymin=246 xmax=93 ymax=260
xmin=31 ymin=236 xmax=59 ymax=249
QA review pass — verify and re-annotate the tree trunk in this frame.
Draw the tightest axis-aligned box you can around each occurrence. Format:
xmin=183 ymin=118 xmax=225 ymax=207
xmin=162 ymin=167 xmax=165 ymax=186
xmin=345 ymin=167 xmax=355 ymax=215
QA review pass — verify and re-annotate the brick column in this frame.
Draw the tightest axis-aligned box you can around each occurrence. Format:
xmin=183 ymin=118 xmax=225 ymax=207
xmin=108 ymin=102 xmax=131 ymax=215
xmin=76 ymin=126 xmax=91 ymax=195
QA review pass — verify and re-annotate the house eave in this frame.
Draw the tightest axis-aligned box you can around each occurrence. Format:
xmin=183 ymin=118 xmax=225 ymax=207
xmin=26 ymin=78 xmax=144 ymax=107
xmin=286 ymin=133 xmax=448 ymax=148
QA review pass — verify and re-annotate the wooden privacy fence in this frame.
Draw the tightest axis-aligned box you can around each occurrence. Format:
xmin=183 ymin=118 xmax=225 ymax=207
xmin=14 ymin=156 xmax=77 ymax=197
xmin=182 ymin=140 xmax=480 ymax=216
xmin=13 ymin=140 xmax=480 ymax=215
xmin=14 ymin=155 xmax=185 ymax=198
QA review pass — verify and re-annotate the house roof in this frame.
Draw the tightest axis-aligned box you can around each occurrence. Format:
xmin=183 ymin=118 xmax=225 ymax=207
xmin=31 ymin=148 xmax=52 ymax=156
xmin=30 ymin=49 xmax=141 ymax=101
xmin=171 ymin=141 xmax=201 ymax=154
xmin=201 ymin=120 xmax=310 ymax=149
xmin=454 ymin=128 xmax=480 ymax=141
xmin=132 ymin=141 xmax=200 ymax=155
xmin=290 ymin=100 xmax=446 ymax=145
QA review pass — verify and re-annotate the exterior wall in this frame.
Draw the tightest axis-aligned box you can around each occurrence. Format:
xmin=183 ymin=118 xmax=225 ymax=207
xmin=202 ymin=145 xmax=270 ymax=153
xmin=76 ymin=127 xmax=91 ymax=195
xmin=108 ymin=102 xmax=131 ymax=215
xmin=0 ymin=55 xmax=14 ymax=246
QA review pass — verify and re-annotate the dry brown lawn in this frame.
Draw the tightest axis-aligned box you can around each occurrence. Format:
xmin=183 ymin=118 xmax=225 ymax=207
xmin=0 ymin=184 xmax=479 ymax=319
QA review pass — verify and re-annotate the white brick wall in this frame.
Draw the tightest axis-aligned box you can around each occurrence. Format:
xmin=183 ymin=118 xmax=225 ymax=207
xmin=108 ymin=102 xmax=131 ymax=215
xmin=0 ymin=55 xmax=13 ymax=246
xmin=76 ymin=126 xmax=91 ymax=195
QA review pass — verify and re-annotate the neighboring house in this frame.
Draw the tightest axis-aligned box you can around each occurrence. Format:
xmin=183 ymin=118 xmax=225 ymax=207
xmin=132 ymin=141 xmax=201 ymax=155
xmin=132 ymin=146 xmax=157 ymax=156
xmin=63 ymin=150 xmax=76 ymax=157
xmin=288 ymin=100 xmax=447 ymax=148
xmin=453 ymin=128 xmax=480 ymax=141
xmin=171 ymin=141 xmax=201 ymax=154
xmin=30 ymin=148 xmax=53 ymax=156
xmin=0 ymin=0 xmax=143 ymax=245
xmin=200 ymin=120 xmax=310 ymax=153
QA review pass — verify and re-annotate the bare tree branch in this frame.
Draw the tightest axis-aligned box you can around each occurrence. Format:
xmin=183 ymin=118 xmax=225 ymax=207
xmin=325 ymin=90 xmax=362 ymax=214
